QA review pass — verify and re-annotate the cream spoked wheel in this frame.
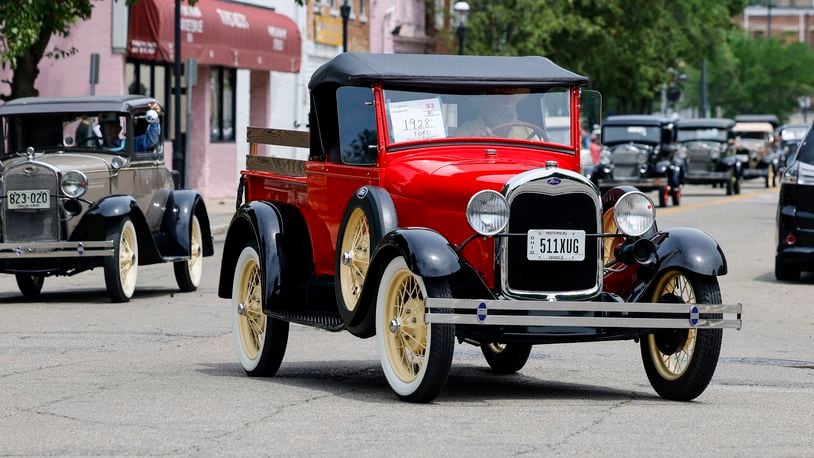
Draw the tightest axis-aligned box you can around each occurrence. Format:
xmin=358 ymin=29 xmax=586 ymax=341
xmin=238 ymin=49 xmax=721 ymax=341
xmin=231 ymin=244 xmax=288 ymax=376
xmin=376 ymin=256 xmax=453 ymax=403
xmin=103 ymin=218 xmax=138 ymax=302
xmin=338 ymin=207 xmax=370 ymax=312
xmin=174 ymin=215 xmax=203 ymax=292
xmin=640 ymin=269 xmax=723 ymax=401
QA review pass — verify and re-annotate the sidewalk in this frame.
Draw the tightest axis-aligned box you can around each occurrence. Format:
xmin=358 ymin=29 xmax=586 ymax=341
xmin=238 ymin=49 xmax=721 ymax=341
xmin=204 ymin=198 xmax=236 ymax=238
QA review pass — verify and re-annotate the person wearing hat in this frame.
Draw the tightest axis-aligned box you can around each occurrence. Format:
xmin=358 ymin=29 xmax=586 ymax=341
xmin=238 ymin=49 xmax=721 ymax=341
xmin=98 ymin=102 xmax=162 ymax=152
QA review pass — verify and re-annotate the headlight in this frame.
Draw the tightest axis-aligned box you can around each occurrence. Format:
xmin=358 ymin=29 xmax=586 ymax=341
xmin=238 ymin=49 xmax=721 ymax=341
xmin=61 ymin=171 xmax=88 ymax=198
xmin=613 ymin=191 xmax=655 ymax=236
xmin=637 ymin=152 xmax=649 ymax=164
xmin=466 ymin=190 xmax=509 ymax=236
xmin=600 ymin=151 xmax=612 ymax=165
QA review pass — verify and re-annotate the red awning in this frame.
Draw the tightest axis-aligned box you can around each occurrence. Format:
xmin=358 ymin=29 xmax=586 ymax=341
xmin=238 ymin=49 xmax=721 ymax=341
xmin=128 ymin=0 xmax=301 ymax=73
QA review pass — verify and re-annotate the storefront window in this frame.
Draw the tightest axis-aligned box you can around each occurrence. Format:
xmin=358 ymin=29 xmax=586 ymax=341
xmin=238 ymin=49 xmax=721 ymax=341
xmin=210 ymin=67 xmax=237 ymax=142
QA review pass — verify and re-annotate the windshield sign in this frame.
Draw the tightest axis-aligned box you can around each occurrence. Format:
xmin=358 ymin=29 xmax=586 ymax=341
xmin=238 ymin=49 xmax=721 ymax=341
xmin=678 ymin=128 xmax=727 ymax=142
xmin=383 ymin=88 xmax=572 ymax=147
xmin=603 ymin=125 xmax=660 ymax=144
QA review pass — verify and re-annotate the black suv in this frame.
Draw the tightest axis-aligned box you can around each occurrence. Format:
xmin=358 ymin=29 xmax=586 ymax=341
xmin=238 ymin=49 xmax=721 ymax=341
xmin=776 ymin=123 xmax=814 ymax=280
xmin=591 ymin=115 xmax=683 ymax=207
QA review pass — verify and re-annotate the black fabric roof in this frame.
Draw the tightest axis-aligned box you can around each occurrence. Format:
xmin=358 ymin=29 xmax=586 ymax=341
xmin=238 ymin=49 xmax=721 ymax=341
xmin=677 ymin=118 xmax=735 ymax=129
xmin=0 ymin=96 xmax=158 ymax=116
xmin=308 ymin=53 xmax=588 ymax=90
xmin=604 ymin=115 xmax=676 ymax=127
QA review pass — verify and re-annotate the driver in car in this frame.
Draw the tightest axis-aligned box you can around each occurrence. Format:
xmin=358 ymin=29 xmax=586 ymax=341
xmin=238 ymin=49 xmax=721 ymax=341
xmin=455 ymin=89 xmax=544 ymax=140
xmin=98 ymin=102 xmax=162 ymax=152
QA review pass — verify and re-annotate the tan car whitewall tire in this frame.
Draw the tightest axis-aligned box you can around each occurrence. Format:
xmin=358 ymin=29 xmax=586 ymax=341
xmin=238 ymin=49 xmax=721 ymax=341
xmin=173 ymin=215 xmax=203 ymax=292
xmin=103 ymin=218 xmax=138 ymax=302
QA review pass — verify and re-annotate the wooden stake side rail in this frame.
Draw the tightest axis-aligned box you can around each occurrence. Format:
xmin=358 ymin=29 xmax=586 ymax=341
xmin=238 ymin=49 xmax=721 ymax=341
xmin=246 ymin=127 xmax=309 ymax=176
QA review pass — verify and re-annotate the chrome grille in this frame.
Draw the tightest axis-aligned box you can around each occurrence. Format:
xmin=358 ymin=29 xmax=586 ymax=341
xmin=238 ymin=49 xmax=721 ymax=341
xmin=500 ymin=169 xmax=602 ymax=300
xmin=686 ymin=143 xmax=716 ymax=174
xmin=2 ymin=163 xmax=60 ymax=242
xmin=611 ymin=145 xmax=643 ymax=180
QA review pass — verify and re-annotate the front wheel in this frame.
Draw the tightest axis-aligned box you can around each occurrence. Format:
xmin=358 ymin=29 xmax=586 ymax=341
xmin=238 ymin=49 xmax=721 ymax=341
xmin=16 ymin=274 xmax=44 ymax=298
xmin=173 ymin=214 xmax=204 ymax=292
xmin=670 ymin=187 xmax=681 ymax=206
xmin=103 ymin=217 xmax=138 ymax=302
xmin=232 ymin=243 xmax=289 ymax=376
xmin=481 ymin=343 xmax=532 ymax=374
xmin=640 ymin=270 xmax=722 ymax=401
xmin=658 ymin=186 xmax=668 ymax=208
xmin=765 ymin=165 xmax=775 ymax=188
xmin=376 ymin=256 xmax=454 ymax=403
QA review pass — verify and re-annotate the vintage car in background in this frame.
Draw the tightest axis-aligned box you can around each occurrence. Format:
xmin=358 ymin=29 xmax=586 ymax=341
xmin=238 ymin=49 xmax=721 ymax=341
xmin=591 ymin=115 xmax=683 ymax=207
xmin=676 ymin=118 xmax=741 ymax=195
xmin=0 ymin=96 xmax=214 ymax=302
xmin=219 ymin=53 xmax=741 ymax=403
xmin=776 ymin=125 xmax=814 ymax=281
xmin=733 ymin=114 xmax=781 ymax=188
xmin=775 ymin=123 xmax=808 ymax=171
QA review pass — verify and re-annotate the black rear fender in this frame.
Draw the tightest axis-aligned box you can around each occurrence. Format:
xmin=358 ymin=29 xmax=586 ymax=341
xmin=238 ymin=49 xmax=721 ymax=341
xmin=159 ymin=190 xmax=214 ymax=258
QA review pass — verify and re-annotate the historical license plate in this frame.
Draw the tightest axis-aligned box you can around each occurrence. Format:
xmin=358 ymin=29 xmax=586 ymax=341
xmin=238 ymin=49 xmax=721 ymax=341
xmin=527 ymin=229 xmax=586 ymax=261
xmin=7 ymin=190 xmax=50 ymax=210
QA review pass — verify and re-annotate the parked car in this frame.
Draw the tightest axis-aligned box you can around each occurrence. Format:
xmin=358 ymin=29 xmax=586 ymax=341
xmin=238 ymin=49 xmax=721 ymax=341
xmin=676 ymin=118 xmax=741 ymax=195
xmin=776 ymin=125 xmax=814 ymax=280
xmin=775 ymin=123 xmax=808 ymax=170
xmin=0 ymin=96 xmax=214 ymax=302
xmin=591 ymin=115 xmax=683 ymax=207
xmin=219 ymin=53 xmax=741 ymax=403
xmin=733 ymin=114 xmax=781 ymax=188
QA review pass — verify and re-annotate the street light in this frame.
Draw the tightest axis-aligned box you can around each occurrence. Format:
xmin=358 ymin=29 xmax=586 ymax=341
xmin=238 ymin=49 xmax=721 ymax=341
xmin=453 ymin=1 xmax=470 ymax=55
xmin=340 ymin=0 xmax=351 ymax=53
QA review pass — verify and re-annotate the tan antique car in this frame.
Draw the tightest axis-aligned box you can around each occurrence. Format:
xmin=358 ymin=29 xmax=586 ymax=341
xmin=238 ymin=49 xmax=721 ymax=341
xmin=733 ymin=114 xmax=782 ymax=188
xmin=0 ymin=96 xmax=214 ymax=301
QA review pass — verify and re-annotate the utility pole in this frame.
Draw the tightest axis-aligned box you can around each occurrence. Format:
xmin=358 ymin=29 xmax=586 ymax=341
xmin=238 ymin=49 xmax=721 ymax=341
xmin=700 ymin=59 xmax=708 ymax=118
xmin=767 ymin=0 xmax=774 ymax=37
xmin=173 ymin=0 xmax=183 ymax=187
xmin=340 ymin=0 xmax=351 ymax=52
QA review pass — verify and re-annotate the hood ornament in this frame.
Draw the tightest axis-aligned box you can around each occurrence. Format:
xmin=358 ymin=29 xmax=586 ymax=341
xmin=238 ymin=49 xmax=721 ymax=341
xmin=25 ymin=146 xmax=35 ymax=161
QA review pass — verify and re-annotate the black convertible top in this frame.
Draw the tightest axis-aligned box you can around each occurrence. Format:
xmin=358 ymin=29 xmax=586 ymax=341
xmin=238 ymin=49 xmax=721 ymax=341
xmin=0 ymin=95 xmax=157 ymax=116
xmin=308 ymin=52 xmax=588 ymax=90
xmin=677 ymin=118 xmax=735 ymax=129
xmin=603 ymin=115 xmax=676 ymax=127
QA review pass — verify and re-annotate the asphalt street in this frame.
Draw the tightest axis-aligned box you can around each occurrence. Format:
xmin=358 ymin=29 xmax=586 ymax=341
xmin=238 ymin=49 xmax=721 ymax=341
xmin=0 ymin=181 xmax=812 ymax=456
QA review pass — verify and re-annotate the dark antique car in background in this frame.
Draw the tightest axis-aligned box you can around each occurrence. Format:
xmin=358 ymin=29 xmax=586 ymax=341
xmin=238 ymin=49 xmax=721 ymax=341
xmin=218 ymin=53 xmax=741 ymax=403
xmin=733 ymin=114 xmax=781 ymax=188
xmin=0 ymin=96 xmax=214 ymax=302
xmin=676 ymin=118 xmax=741 ymax=195
xmin=591 ymin=115 xmax=683 ymax=207
xmin=776 ymin=125 xmax=814 ymax=281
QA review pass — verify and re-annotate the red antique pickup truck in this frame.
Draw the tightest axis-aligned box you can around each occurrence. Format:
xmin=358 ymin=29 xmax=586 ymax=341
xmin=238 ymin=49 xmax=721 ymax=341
xmin=218 ymin=53 xmax=741 ymax=403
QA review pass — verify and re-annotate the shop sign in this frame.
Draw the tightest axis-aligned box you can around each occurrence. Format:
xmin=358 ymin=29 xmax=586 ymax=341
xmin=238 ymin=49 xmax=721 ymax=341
xmin=315 ymin=16 xmax=342 ymax=47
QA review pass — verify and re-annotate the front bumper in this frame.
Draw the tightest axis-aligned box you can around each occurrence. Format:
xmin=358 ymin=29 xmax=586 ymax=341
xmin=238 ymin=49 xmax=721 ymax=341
xmin=425 ymin=298 xmax=742 ymax=329
xmin=0 ymin=241 xmax=115 ymax=259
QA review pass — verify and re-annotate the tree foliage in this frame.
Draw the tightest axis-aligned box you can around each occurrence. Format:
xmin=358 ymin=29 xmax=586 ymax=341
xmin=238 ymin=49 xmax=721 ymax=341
xmin=464 ymin=0 xmax=747 ymax=114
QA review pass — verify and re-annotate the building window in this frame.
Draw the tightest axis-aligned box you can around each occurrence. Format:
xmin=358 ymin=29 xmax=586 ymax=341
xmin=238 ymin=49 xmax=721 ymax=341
xmin=125 ymin=60 xmax=175 ymax=140
xmin=210 ymin=67 xmax=236 ymax=142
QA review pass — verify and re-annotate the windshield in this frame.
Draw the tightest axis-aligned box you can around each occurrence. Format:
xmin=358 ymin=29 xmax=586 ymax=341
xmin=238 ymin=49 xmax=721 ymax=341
xmin=677 ymin=127 xmax=727 ymax=142
xmin=781 ymin=126 xmax=808 ymax=141
xmin=382 ymin=87 xmax=572 ymax=148
xmin=602 ymin=125 xmax=660 ymax=144
xmin=736 ymin=131 xmax=768 ymax=140
xmin=2 ymin=112 xmax=131 ymax=158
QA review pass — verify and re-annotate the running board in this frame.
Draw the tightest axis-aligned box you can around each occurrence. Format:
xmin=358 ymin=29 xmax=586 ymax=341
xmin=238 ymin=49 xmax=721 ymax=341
xmin=425 ymin=298 xmax=742 ymax=329
xmin=268 ymin=308 xmax=344 ymax=331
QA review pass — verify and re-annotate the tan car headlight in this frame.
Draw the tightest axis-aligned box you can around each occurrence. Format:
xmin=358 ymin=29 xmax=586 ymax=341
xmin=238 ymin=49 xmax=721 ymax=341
xmin=61 ymin=171 xmax=88 ymax=198
xmin=613 ymin=191 xmax=655 ymax=236
xmin=466 ymin=190 xmax=510 ymax=236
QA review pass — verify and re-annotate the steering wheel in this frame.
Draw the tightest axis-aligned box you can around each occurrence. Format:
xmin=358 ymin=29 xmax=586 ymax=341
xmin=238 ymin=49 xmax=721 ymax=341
xmin=488 ymin=121 xmax=548 ymax=141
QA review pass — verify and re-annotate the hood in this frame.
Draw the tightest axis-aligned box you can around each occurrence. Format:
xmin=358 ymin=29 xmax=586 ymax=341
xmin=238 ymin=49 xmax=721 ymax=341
xmin=3 ymin=153 xmax=112 ymax=174
xmin=386 ymin=151 xmax=555 ymax=205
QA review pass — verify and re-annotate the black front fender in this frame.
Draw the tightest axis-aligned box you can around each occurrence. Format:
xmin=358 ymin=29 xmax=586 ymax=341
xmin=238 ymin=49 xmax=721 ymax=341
xmin=630 ymin=227 xmax=727 ymax=301
xmin=159 ymin=190 xmax=214 ymax=258
xmin=217 ymin=202 xmax=283 ymax=316
xmin=375 ymin=228 xmax=461 ymax=278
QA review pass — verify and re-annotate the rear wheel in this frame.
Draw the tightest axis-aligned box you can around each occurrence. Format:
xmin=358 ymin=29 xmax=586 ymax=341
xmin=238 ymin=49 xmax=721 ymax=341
xmin=725 ymin=174 xmax=734 ymax=195
xmin=766 ymin=165 xmax=775 ymax=188
xmin=103 ymin=217 xmax=138 ymax=302
xmin=16 ymin=274 xmax=44 ymax=298
xmin=733 ymin=176 xmax=741 ymax=194
xmin=173 ymin=215 xmax=203 ymax=292
xmin=640 ymin=270 xmax=722 ymax=401
xmin=481 ymin=343 xmax=532 ymax=374
xmin=376 ymin=256 xmax=454 ymax=403
xmin=775 ymin=256 xmax=801 ymax=282
xmin=232 ymin=243 xmax=289 ymax=376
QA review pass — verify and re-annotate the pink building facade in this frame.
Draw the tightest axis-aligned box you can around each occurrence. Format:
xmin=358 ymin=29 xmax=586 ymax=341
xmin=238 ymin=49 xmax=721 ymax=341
xmin=369 ymin=0 xmax=436 ymax=54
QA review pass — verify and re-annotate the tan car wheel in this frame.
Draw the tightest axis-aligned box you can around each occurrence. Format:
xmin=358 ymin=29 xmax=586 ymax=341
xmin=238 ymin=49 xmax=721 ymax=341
xmin=376 ymin=256 xmax=454 ymax=403
xmin=338 ymin=207 xmax=370 ymax=314
xmin=174 ymin=215 xmax=203 ymax=292
xmin=231 ymin=243 xmax=288 ymax=376
xmin=640 ymin=270 xmax=723 ymax=401
xmin=103 ymin=218 xmax=138 ymax=302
